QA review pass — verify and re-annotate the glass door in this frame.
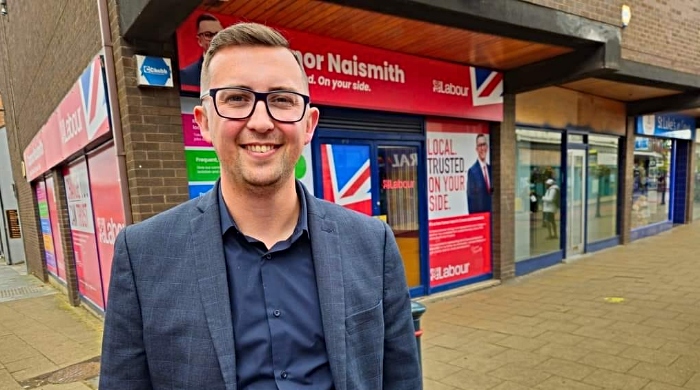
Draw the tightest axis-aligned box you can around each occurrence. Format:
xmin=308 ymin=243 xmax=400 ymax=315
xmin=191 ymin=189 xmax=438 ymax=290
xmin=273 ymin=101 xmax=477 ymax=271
xmin=567 ymin=149 xmax=586 ymax=256
xmin=318 ymin=139 xmax=423 ymax=290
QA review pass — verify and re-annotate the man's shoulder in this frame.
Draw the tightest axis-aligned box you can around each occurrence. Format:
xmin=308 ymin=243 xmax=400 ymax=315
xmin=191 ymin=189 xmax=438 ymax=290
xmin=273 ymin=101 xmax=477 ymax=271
xmin=308 ymin=196 xmax=386 ymax=233
xmin=123 ymin=196 xmax=201 ymax=237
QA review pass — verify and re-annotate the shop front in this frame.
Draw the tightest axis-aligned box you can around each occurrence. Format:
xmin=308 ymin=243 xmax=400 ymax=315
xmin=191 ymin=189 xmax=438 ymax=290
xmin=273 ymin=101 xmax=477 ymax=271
xmin=631 ymin=114 xmax=695 ymax=239
xmin=23 ymin=54 xmax=127 ymax=312
xmin=694 ymin=130 xmax=700 ymax=221
xmin=514 ymin=87 xmax=624 ymax=275
xmin=175 ymin=10 xmax=503 ymax=296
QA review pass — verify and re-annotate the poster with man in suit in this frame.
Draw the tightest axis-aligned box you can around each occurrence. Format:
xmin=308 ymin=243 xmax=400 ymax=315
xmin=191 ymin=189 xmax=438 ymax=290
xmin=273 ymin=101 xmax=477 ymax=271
xmin=466 ymin=133 xmax=492 ymax=214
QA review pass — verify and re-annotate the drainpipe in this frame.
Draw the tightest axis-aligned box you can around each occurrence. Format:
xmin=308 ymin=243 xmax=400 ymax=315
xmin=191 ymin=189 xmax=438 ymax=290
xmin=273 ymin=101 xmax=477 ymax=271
xmin=97 ymin=0 xmax=133 ymax=225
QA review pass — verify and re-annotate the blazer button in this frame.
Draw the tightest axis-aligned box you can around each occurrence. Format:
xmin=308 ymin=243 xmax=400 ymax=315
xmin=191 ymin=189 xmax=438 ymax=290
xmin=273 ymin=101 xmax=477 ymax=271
xmin=273 ymin=309 xmax=281 ymax=317
xmin=281 ymin=371 xmax=288 ymax=379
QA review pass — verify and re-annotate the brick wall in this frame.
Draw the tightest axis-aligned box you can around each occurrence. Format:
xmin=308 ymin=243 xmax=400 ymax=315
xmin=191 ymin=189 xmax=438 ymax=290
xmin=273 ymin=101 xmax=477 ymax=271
xmin=0 ymin=0 xmax=102 ymax=277
xmin=107 ymin=0 xmax=189 ymax=222
xmin=492 ymin=94 xmax=517 ymax=280
xmin=521 ymin=0 xmax=700 ymax=74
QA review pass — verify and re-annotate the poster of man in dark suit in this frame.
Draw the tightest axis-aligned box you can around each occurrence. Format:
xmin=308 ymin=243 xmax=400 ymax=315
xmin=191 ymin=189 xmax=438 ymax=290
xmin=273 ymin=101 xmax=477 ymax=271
xmin=467 ymin=133 xmax=492 ymax=214
xmin=179 ymin=13 xmax=223 ymax=88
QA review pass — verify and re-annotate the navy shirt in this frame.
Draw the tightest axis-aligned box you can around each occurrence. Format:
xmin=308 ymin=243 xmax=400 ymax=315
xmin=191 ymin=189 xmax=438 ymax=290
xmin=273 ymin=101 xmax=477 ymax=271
xmin=218 ymin=184 xmax=334 ymax=390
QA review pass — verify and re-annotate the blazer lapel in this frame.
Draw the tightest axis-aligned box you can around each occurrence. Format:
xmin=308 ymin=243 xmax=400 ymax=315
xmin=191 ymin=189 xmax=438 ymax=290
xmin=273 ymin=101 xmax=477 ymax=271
xmin=190 ymin=188 xmax=237 ymax=390
xmin=305 ymin=189 xmax=347 ymax=390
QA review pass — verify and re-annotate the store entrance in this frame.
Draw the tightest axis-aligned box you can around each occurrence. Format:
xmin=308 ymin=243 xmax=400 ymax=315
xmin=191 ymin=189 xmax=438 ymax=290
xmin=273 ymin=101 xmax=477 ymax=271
xmin=316 ymin=137 xmax=424 ymax=293
xmin=566 ymin=148 xmax=586 ymax=256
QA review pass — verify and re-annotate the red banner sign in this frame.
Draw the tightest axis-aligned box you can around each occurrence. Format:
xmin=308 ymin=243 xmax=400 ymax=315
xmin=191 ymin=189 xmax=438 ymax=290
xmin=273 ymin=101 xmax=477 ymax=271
xmin=24 ymin=55 xmax=111 ymax=182
xmin=176 ymin=10 xmax=503 ymax=122
xmin=87 ymin=142 xmax=126 ymax=307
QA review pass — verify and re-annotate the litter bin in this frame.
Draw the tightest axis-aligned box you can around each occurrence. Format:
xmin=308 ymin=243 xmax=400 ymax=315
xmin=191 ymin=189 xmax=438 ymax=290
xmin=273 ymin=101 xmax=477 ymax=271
xmin=411 ymin=301 xmax=427 ymax=366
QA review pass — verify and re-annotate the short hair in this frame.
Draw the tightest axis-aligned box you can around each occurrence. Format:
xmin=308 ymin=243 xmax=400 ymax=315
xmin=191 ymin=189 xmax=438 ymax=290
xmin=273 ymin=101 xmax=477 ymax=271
xmin=476 ymin=133 xmax=487 ymax=142
xmin=200 ymin=22 xmax=306 ymax=92
xmin=196 ymin=14 xmax=219 ymax=31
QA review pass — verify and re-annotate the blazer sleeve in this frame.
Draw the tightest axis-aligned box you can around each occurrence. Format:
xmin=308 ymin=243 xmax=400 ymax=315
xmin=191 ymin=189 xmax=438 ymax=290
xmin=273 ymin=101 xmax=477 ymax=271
xmin=381 ymin=223 xmax=422 ymax=389
xmin=466 ymin=165 xmax=477 ymax=212
xmin=99 ymin=228 xmax=153 ymax=390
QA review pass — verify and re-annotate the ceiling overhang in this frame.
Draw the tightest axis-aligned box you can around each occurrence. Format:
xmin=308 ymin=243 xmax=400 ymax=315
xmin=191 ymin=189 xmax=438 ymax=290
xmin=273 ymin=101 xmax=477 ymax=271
xmin=120 ymin=0 xmax=620 ymax=81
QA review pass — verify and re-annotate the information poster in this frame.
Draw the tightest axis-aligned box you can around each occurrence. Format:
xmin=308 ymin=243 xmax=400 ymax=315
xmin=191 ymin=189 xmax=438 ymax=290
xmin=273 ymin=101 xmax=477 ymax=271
xmin=180 ymin=97 xmax=314 ymax=198
xmin=87 ymin=143 xmax=126 ymax=306
xmin=36 ymin=181 xmax=58 ymax=276
xmin=64 ymin=158 xmax=104 ymax=308
xmin=426 ymin=118 xmax=492 ymax=287
xmin=46 ymin=176 xmax=66 ymax=281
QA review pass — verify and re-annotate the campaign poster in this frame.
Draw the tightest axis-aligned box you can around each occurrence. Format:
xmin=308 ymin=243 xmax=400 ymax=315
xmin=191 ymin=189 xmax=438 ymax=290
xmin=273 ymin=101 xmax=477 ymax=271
xmin=426 ymin=118 xmax=492 ymax=288
xmin=87 ymin=143 xmax=126 ymax=307
xmin=179 ymin=97 xmax=314 ymax=198
xmin=64 ymin=158 xmax=104 ymax=309
xmin=35 ymin=181 xmax=58 ymax=276
xmin=46 ymin=176 xmax=66 ymax=282
xmin=175 ymin=11 xmax=503 ymax=122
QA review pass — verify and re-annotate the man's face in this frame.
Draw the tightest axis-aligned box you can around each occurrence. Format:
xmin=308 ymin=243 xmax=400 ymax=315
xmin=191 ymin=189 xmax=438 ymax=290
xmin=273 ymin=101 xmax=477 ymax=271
xmin=196 ymin=20 xmax=223 ymax=52
xmin=476 ymin=136 xmax=488 ymax=162
xmin=194 ymin=46 xmax=318 ymax=192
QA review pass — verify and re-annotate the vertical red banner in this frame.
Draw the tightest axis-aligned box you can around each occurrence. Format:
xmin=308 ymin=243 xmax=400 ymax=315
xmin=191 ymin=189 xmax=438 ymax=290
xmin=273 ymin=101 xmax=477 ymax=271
xmin=46 ymin=176 xmax=67 ymax=282
xmin=87 ymin=143 xmax=126 ymax=306
xmin=64 ymin=158 xmax=104 ymax=309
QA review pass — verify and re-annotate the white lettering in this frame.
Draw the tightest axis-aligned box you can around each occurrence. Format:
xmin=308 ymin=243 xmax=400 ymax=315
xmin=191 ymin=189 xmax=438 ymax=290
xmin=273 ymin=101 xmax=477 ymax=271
xmin=327 ymin=53 xmax=405 ymax=83
xmin=430 ymin=263 xmax=471 ymax=281
xmin=60 ymin=109 xmax=84 ymax=144
xmin=143 ymin=65 xmax=168 ymax=75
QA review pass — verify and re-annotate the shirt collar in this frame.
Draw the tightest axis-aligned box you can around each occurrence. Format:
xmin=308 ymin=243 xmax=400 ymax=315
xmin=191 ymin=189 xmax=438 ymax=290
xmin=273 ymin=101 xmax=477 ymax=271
xmin=218 ymin=180 xmax=309 ymax=237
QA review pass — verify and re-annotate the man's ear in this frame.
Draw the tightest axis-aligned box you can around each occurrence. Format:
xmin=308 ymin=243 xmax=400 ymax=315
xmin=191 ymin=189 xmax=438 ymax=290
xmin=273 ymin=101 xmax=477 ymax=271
xmin=304 ymin=107 xmax=320 ymax=145
xmin=194 ymin=104 xmax=213 ymax=144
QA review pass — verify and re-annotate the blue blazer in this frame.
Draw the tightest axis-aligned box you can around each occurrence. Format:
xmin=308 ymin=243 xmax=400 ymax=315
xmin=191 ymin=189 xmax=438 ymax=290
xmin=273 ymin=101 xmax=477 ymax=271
xmin=179 ymin=56 xmax=203 ymax=88
xmin=99 ymin=182 xmax=421 ymax=390
xmin=467 ymin=160 xmax=492 ymax=214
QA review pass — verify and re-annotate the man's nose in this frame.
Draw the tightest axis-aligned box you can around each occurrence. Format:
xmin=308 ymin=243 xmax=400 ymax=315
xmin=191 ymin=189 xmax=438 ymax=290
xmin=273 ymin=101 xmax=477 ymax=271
xmin=246 ymin=101 xmax=274 ymax=132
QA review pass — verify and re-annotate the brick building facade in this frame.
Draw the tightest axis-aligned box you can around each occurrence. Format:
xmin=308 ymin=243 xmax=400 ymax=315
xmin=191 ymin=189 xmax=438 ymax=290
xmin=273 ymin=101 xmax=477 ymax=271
xmin=0 ymin=0 xmax=698 ymax=308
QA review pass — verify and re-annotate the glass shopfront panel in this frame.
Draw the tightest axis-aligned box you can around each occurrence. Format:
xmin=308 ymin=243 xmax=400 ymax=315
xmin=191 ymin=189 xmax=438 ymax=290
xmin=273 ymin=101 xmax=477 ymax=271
xmin=694 ymin=140 xmax=700 ymax=220
xmin=587 ymin=135 xmax=619 ymax=242
xmin=515 ymin=129 xmax=562 ymax=261
xmin=632 ymin=137 xmax=673 ymax=228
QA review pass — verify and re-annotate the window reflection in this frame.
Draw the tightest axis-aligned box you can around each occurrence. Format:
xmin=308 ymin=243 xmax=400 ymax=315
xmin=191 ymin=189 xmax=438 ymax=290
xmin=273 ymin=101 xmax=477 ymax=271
xmin=587 ymin=135 xmax=619 ymax=242
xmin=632 ymin=137 xmax=672 ymax=228
xmin=515 ymin=129 xmax=562 ymax=261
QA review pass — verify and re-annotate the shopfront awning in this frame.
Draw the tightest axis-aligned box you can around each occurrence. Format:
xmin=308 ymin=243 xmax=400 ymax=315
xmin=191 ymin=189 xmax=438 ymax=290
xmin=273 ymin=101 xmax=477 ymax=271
xmin=120 ymin=0 xmax=621 ymax=92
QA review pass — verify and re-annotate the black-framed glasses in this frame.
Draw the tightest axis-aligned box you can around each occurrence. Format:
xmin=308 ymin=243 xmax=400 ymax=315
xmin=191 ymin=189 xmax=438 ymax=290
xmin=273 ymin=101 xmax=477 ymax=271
xmin=197 ymin=31 xmax=218 ymax=39
xmin=201 ymin=87 xmax=310 ymax=123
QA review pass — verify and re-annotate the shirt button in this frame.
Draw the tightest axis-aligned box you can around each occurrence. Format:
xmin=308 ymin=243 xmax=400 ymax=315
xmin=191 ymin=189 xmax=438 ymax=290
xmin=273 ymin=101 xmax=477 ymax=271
xmin=265 ymin=254 xmax=272 ymax=259
xmin=281 ymin=371 xmax=288 ymax=379
xmin=273 ymin=309 xmax=281 ymax=317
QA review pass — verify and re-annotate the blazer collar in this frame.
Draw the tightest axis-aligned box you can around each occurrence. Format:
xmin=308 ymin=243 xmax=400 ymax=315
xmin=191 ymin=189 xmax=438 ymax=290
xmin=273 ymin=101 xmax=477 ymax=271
xmin=303 ymin=185 xmax=348 ymax=390
xmin=191 ymin=183 xmax=237 ymax=390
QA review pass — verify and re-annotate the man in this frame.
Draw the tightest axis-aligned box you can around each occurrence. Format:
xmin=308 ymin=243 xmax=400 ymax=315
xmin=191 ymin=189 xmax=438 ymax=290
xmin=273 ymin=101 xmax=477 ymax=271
xmin=180 ymin=13 xmax=223 ymax=87
xmin=100 ymin=22 xmax=421 ymax=390
xmin=542 ymin=178 xmax=560 ymax=239
xmin=466 ymin=133 xmax=492 ymax=214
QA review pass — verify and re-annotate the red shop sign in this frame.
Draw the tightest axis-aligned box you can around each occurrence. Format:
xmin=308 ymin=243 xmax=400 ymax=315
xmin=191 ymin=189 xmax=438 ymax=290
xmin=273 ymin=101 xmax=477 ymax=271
xmin=176 ymin=10 xmax=503 ymax=122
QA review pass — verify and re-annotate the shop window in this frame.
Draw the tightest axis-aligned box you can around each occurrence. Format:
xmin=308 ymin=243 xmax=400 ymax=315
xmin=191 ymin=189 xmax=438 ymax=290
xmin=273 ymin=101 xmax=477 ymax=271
xmin=587 ymin=135 xmax=619 ymax=242
xmin=632 ymin=137 xmax=672 ymax=228
xmin=515 ymin=129 xmax=562 ymax=261
xmin=695 ymin=142 xmax=700 ymax=220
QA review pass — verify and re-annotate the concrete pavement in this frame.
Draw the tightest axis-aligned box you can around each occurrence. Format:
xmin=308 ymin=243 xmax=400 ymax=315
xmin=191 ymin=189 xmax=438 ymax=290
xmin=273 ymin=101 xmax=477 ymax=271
xmin=0 ymin=265 xmax=102 ymax=390
xmin=0 ymin=221 xmax=699 ymax=389
xmin=421 ymin=221 xmax=700 ymax=390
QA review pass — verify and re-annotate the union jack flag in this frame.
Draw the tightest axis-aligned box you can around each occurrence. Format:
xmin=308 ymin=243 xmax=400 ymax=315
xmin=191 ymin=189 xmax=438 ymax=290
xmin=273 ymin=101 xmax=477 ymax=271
xmin=320 ymin=144 xmax=372 ymax=215
xmin=79 ymin=57 xmax=110 ymax=141
xmin=470 ymin=67 xmax=503 ymax=107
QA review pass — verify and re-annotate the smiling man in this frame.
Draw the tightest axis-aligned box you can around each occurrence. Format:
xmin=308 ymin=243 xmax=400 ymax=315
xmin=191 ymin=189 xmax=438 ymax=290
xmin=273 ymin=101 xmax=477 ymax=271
xmin=100 ymin=22 xmax=421 ymax=390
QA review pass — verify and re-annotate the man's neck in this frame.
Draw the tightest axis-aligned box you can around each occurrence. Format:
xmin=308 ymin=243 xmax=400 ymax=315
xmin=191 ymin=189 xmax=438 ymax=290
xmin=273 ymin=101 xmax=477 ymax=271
xmin=220 ymin=177 xmax=300 ymax=249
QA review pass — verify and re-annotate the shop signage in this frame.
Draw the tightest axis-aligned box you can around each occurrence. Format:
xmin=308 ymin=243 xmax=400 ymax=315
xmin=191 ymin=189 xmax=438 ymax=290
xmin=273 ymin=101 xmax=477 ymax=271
xmin=176 ymin=11 xmax=503 ymax=122
xmin=179 ymin=97 xmax=314 ymax=198
xmin=636 ymin=114 xmax=695 ymax=140
xmin=136 ymin=55 xmax=174 ymax=88
xmin=23 ymin=55 xmax=111 ymax=182
xmin=426 ymin=118 xmax=492 ymax=288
